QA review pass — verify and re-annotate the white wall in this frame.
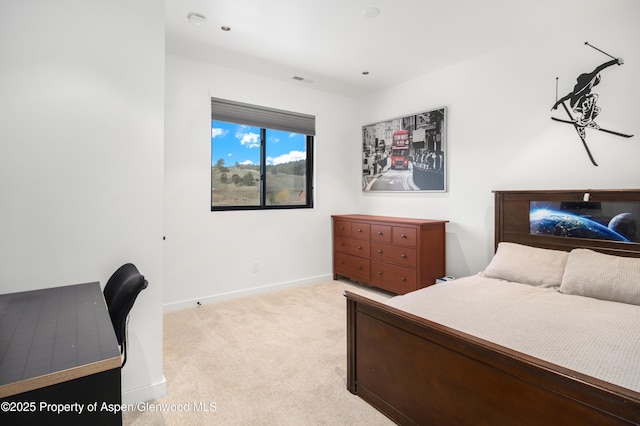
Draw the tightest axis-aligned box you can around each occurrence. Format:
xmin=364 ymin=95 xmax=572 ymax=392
xmin=164 ymin=55 xmax=359 ymax=309
xmin=356 ymin=1 xmax=640 ymax=278
xmin=0 ymin=1 xmax=166 ymax=403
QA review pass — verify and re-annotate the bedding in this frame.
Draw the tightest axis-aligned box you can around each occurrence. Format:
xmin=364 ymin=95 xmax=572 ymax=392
xmin=385 ymin=273 xmax=640 ymax=393
xmin=482 ymin=241 xmax=568 ymax=287
xmin=561 ymin=248 xmax=640 ymax=305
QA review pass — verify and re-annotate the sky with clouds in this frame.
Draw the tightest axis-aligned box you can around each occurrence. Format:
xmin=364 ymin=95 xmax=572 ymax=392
xmin=211 ymin=121 xmax=306 ymax=167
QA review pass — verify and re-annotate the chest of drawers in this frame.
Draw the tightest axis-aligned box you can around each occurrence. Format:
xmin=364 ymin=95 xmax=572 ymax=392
xmin=332 ymin=214 xmax=447 ymax=294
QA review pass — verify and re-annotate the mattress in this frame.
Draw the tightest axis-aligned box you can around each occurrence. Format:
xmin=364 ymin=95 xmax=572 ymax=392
xmin=385 ymin=274 xmax=640 ymax=393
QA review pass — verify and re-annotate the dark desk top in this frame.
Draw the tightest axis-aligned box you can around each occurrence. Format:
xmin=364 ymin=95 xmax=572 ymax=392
xmin=0 ymin=282 xmax=121 ymax=398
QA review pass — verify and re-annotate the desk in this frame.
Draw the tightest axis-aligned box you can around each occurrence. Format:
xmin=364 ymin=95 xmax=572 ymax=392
xmin=0 ymin=282 xmax=121 ymax=424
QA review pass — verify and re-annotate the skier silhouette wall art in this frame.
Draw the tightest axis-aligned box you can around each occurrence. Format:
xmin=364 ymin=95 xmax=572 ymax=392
xmin=551 ymin=42 xmax=633 ymax=166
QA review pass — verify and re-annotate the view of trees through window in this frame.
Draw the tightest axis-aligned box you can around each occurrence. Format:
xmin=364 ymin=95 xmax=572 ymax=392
xmin=211 ymin=120 xmax=312 ymax=210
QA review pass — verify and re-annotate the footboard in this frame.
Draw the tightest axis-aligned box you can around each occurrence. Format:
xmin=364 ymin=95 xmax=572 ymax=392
xmin=345 ymin=291 xmax=640 ymax=425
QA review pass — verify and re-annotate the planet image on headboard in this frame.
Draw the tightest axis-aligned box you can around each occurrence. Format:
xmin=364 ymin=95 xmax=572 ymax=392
xmin=530 ymin=208 xmax=633 ymax=242
xmin=608 ymin=212 xmax=637 ymax=242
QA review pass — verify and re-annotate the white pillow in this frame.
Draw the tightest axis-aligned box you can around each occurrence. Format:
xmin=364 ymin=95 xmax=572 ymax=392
xmin=483 ymin=242 xmax=569 ymax=288
xmin=560 ymin=249 xmax=640 ymax=305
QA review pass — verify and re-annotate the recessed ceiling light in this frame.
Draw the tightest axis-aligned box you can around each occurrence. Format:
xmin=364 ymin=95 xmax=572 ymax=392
xmin=187 ymin=12 xmax=207 ymax=26
xmin=221 ymin=25 xmax=231 ymax=32
xmin=362 ymin=7 xmax=380 ymax=18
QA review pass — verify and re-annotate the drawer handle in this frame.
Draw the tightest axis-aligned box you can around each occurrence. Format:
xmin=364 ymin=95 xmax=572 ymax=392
xmin=401 ymin=277 xmax=406 ymax=281
xmin=358 ymin=246 xmax=363 ymax=250
xmin=377 ymin=231 xmax=383 ymax=235
xmin=358 ymin=266 xmax=362 ymax=270
xmin=401 ymin=254 xmax=406 ymax=258
xmin=357 ymin=228 xmax=363 ymax=233
xmin=377 ymin=271 xmax=382 ymax=275
xmin=341 ymin=226 xmax=345 ymax=230
xmin=377 ymin=249 xmax=382 ymax=254
xmin=401 ymin=234 xmax=407 ymax=239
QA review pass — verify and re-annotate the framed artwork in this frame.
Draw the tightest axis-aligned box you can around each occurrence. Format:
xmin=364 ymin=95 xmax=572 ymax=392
xmin=362 ymin=107 xmax=446 ymax=192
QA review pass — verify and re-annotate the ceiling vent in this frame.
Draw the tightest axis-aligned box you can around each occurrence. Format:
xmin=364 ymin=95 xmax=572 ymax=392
xmin=292 ymin=76 xmax=314 ymax=84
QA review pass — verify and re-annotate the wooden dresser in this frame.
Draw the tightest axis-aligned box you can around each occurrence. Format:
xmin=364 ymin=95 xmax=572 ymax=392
xmin=332 ymin=214 xmax=447 ymax=294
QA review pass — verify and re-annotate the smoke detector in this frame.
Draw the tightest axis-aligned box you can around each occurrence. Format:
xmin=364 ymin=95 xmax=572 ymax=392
xmin=187 ymin=12 xmax=207 ymax=26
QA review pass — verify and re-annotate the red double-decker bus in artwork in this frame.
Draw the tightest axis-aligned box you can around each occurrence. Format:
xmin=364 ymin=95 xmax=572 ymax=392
xmin=390 ymin=130 xmax=410 ymax=170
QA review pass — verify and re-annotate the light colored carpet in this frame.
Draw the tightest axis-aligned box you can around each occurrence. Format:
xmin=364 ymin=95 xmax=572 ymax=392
xmin=123 ymin=280 xmax=395 ymax=425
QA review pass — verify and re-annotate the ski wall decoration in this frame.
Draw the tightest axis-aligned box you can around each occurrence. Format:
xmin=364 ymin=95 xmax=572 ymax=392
xmin=551 ymin=42 xmax=633 ymax=166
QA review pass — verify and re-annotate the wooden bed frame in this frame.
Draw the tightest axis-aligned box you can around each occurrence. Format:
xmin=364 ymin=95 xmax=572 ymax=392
xmin=345 ymin=189 xmax=640 ymax=425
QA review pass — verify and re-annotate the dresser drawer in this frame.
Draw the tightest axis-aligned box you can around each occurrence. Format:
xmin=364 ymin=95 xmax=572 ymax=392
xmin=392 ymin=226 xmax=417 ymax=247
xmin=335 ymin=237 xmax=370 ymax=258
xmin=370 ymin=261 xmax=417 ymax=294
xmin=371 ymin=243 xmax=417 ymax=268
xmin=371 ymin=225 xmax=392 ymax=243
xmin=350 ymin=222 xmax=370 ymax=241
xmin=335 ymin=252 xmax=370 ymax=282
xmin=334 ymin=220 xmax=352 ymax=238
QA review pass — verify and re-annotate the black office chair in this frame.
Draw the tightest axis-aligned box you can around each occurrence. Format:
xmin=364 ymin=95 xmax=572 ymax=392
xmin=104 ymin=263 xmax=141 ymax=308
xmin=108 ymin=273 xmax=148 ymax=368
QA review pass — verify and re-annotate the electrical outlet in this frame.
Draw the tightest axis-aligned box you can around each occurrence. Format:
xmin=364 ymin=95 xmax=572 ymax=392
xmin=252 ymin=262 xmax=259 ymax=273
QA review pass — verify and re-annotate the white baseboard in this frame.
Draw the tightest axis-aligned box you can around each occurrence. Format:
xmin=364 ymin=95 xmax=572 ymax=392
xmin=122 ymin=376 xmax=168 ymax=404
xmin=163 ymin=274 xmax=332 ymax=313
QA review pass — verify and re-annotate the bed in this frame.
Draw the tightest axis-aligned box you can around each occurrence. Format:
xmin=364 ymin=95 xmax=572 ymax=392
xmin=345 ymin=189 xmax=640 ymax=425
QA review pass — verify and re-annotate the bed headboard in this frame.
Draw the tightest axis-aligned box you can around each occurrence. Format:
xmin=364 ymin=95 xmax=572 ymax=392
xmin=494 ymin=189 xmax=640 ymax=258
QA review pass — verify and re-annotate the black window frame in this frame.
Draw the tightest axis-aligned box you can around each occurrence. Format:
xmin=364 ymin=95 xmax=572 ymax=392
xmin=211 ymin=98 xmax=315 ymax=212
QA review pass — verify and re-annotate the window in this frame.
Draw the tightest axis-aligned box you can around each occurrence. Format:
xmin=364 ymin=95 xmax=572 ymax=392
xmin=211 ymin=98 xmax=314 ymax=211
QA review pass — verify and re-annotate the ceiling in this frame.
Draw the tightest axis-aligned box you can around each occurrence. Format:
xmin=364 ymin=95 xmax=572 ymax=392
xmin=165 ymin=0 xmax=627 ymax=98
